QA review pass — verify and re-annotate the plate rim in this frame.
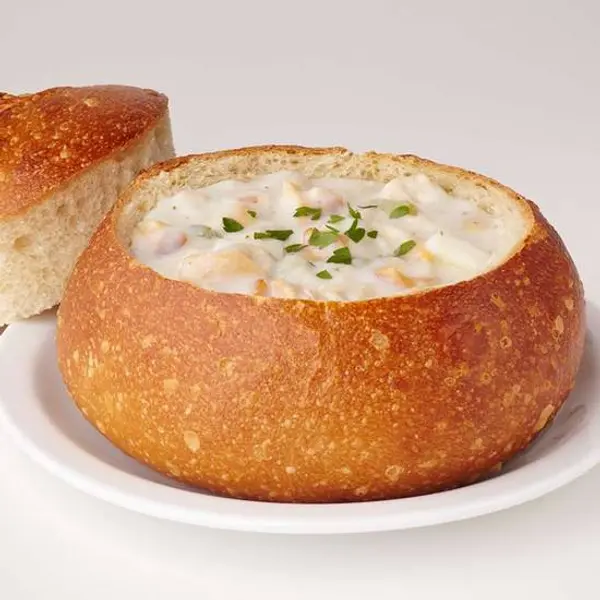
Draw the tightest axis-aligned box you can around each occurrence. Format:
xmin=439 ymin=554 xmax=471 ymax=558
xmin=0 ymin=311 xmax=598 ymax=535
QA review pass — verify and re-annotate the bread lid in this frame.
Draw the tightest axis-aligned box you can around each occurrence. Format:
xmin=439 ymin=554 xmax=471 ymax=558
xmin=0 ymin=85 xmax=169 ymax=220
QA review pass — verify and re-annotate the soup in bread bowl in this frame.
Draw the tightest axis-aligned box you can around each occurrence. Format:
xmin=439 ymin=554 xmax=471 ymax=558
xmin=56 ymin=146 xmax=585 ymax=503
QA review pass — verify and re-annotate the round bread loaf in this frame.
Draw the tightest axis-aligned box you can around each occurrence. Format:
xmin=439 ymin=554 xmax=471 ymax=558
xmin=56 ymin=146 xmax=586 ymax=503
xmin=0 ymin=85 xmax=175 ymax=324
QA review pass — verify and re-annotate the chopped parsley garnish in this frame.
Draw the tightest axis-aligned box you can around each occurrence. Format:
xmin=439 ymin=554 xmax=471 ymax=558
xmin=367 ymin=230 xmax=378 ymax=239
xmin=222 ymin=217 xmax=244 ymax=232
xmin=394 ymin=239 xmax=417 ymax=256
xmin=254 ymin=230 xmax=294 ymax=241
xmin=325 ymin=224 xmax=340 ymax=234
xmin=326 ymin=247 xmax=352 ymax=265
xmin=345 ymin=219 xmax=366 ymax=243
xmin=358 ymin=204 xmax=378 ymax=209
xmin=328 ymin=214 xmax=345 ymax=224
xmin=316 ymin=270 xmax=333 ymax=279
xmin=284 ymin=243 xmax=307 ymax=253
xmin=390 ymin=203 xmax=417 ymax=219
xmin=247 ymin=210 xmax=257 ymax=218
xmin=294 ymin=206 xmax=322 ymax=221
xmin=308 ymin=229 xmax=338 ymax=248
xmin=348 ymin=205 xmax=362 ymax=220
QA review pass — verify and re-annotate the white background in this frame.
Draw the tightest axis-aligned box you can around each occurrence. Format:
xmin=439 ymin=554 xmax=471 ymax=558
xmin=2 ymin=0 xmax=599 ymax=598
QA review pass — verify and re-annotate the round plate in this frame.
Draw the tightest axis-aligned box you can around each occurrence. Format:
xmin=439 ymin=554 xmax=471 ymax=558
xmin=0 ymin=308 xmax=599 ymax=535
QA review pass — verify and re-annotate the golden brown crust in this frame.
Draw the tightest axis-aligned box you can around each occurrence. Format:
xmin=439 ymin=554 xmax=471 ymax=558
xmin=0 ymin=85 xmax=168 ymax=219
xmin=56 ymin=146 xmax=586 ymax=503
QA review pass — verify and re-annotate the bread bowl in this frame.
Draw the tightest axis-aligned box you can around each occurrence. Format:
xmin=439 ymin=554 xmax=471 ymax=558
xmin=0 ymin=85 xmax=174 ymax=325
xmin=56 ymin=145 xmax=585 ymax=503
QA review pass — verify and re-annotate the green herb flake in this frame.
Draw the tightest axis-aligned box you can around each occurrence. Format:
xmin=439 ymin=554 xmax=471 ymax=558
xmin=294 ymin=206 xmax=322 ymax=221
xmin=316 ymin=269 xmax=333 ymax=279
xmin=325 ymin=224 xmax=340 ymax=234
xmin=358 ymin=204 xmax=378 ymax=209
xmin=345 ymin=219 xmax=366 ymax=243
xmin=222 ymin=217 xmax=244 ymax=233
xmin=284 ymin=243 xmax=307 ymax=253
xmin=367 ymin=230 xmax=378 ymax=239
xmin=328 ymin=214 xmax=345 ymax=224
xmin=394 ymin=239 xmax=417 ymax=256
xmin=247 ymin=210 xmax=257 ymax=218
xmin=348 ymin=205 xmax=362 ymax=220
xmin=326 ymin=247 xmax=352 ymax=265
xmin=389 ymin=203 xmax=417 ymax=219
xmin=254 ymin=230 xmax=294 ymax=241
xmin=308 ymin=229 xmax=338 ymax=248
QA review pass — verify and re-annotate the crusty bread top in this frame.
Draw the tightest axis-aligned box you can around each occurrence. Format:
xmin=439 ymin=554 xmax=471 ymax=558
xmin=0 ymin=85 xmax=169 ymax=220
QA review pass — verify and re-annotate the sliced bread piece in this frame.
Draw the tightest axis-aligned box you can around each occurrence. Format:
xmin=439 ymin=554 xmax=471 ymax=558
xmin=0 ymin=85 xmax=175 ymax=324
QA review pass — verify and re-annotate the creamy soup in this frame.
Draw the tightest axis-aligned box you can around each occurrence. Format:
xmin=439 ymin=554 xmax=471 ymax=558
xmin=129 ymin=170 xmax=526 ymax=301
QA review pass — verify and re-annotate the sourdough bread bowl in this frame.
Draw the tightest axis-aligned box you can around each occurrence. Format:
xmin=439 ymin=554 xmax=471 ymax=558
xmin=0 ymin=85 xmax=174 ymax=325
xmin=56 ymin=145 xmax=585 ymax=503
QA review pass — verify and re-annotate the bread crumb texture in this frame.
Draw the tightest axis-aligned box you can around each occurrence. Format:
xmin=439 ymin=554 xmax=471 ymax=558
xmin=56 ymin=145 xmax=586 ymax=503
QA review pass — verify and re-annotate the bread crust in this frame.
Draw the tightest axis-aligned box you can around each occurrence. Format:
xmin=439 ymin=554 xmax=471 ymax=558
xmin=56 ymin=146 xmax=586 ymax=503
xmin=0 ymin=85 xmax=169 ymax=219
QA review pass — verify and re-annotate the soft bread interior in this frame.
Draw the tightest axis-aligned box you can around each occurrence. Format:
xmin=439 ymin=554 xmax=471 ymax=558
xmin=117 ymin=148 xmax=533 ymax=292
xmin=0 ymin=116 xmax=174 ymax=324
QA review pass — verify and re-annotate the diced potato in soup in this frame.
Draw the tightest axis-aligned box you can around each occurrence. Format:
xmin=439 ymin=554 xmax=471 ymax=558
xmin=129 ymin=171 xmax=525 ymax=301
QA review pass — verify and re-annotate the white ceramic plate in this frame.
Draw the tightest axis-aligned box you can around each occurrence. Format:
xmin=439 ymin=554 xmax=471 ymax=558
xmin=0 ymin=307 xmax=599 ymax=535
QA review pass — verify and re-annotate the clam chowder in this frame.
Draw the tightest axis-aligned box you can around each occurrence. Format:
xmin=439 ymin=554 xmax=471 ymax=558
xmin=129 ymin=171 xmax=525 ymax=301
